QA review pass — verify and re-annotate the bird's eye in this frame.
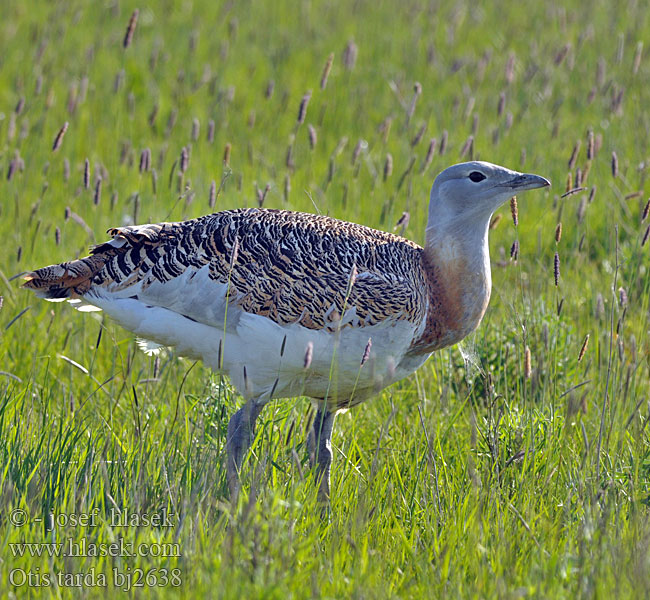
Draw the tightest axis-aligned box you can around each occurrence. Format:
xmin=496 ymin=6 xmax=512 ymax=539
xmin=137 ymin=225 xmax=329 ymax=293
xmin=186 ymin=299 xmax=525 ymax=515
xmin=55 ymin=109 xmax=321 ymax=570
xmin=469 ymin=171 xmax=486 ymax=183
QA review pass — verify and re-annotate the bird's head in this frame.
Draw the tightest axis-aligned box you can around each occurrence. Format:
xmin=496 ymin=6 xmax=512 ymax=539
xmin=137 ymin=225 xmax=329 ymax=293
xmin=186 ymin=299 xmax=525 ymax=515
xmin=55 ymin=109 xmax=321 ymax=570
xmin=427 ymin=161 xmax=550 ymax=234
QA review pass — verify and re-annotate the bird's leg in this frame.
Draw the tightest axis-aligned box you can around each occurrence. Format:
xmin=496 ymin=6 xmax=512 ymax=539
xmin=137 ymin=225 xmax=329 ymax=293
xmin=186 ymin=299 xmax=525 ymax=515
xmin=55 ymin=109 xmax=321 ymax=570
xmin=308 ymin=408 xmax=337 ymax=504
xmin=226 ymin=401 xmax=264 ymax=500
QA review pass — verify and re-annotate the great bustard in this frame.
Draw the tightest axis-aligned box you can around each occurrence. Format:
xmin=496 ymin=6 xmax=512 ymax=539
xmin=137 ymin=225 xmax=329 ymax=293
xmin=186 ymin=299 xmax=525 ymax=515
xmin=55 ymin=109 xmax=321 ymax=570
xmin=24 ymin=161 xmax=550 ymax=502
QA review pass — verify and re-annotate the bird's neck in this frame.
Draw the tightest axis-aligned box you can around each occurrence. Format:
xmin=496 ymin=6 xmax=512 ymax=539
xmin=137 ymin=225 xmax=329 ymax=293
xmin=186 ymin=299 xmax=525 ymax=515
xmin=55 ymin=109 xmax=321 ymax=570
xmin=412 ymin=217 xmax=492 ymax=353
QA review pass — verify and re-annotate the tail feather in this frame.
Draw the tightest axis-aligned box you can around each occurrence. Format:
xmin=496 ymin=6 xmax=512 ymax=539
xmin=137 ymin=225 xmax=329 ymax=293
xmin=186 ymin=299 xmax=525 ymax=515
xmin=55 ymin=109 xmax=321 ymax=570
xmin=23 ymin=222 xmax=171 ymax=305
xmin=23 ymin=254 xmax=109 ymax=301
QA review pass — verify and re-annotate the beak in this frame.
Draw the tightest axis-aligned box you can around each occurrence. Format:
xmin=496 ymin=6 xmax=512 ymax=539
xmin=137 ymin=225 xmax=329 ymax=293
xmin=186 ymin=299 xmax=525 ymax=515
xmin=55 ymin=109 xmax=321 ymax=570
xmin=503 ymin=172 xmax=551 ymax=191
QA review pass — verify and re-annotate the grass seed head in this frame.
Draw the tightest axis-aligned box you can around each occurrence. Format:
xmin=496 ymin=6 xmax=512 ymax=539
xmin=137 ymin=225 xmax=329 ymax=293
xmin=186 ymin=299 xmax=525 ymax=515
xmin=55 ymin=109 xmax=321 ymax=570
xmin=642 ymin=225 xmax=650 ymax=247
xmin=93 ymin=177 xmax=102 ymax=205
xmin=555 ymin=222 xmax=562 ymax=243
xmin=15 ymin=96 xmax=25 ymax=115
xmin=407 ymin=82 xmax=422 ymax=121
xmin=265 ymin=79 xmax=275 ymax=99
xmin=361 ymin=338 xmax=372 ymax=366
xmin=421 ymin=138 xmax=436 ymax=173
xmin=489 ymin=214 xmax=502 ymax=230
xmin=641 ymin=198 xmax=650 ymax=222
xmin=308 ymin=124 xmax=317 ymax=150
xmin=320 ymin=53 xmax=334 ymax=90
xmin=555 ymin=43 xmax=570 ymax=65
xmin=347 ymin=263 xmax=358 ymax=293
xmin=587 ymin=130 xmax=595 ymax=159
xmin=209 ymin=180 xmax=216 ymax=209
xmin=460 ymin=135 xmax=474 ymax=159
xmin=343 ymin=39 xmax=358 ymax=70
xmin=83 ymin=158 xmax=90 ymax=189
xmin=223 ymin=143 xmax=231 ymax=166
xmin=510 ymin=240 xmax=519 ymax=260
xmin=568 ymin=141 xmax=580 ymax=169
xmin=579 ymin=233 xmax=586 ymax=252
xmin=180 ymin=146 xmax=189 ymax=173
xmin=497 ymin=91 xmax=506 ymax=116
xmin=52 ymin=122 xmax=68 ymax=151
xmin=166 ymin=109 xmax=178 ymax=137
xmin=286 ymin=142 xmax=294 ymax=170
xmin=394 ymin=211 xmax=410 ymax=234
xmin=439 ymin=130 xmax=448 ymax=155
xmin=113 ymin=69 xmax=124 ymax=93
xmin=284 ymin=173 xmax=291 ymax=201
xmin=304 ymin=341 xmax=313 ymax=369
xmin=411 ymin=123 xmax=427 ymax=147
xmin=524 ymin=345 xmax=532 ymax=379
xmin=383 ymin=153 xmax=393 ymax=180
xmin=578 ymin=334 xmax=590 ymax=362
xmin=297 ymin=91 xmax=311 ymax=125
xmin=229 ymin=236 xmax=239 ymax=269
xmin=139 ymin=148 xmax=150 ymax=173
xmin=618 ymin=286 xmax=628 ymax=307
xmin=554 ymin=252 xmax=560 ymax=286
xmin=611 ymin=151 xmax=619 ymax=177
xmin=378 ymin=116 xmax=392 ymax=144
xmin=510 ymin=196 xmax=518 ymax=226
xmin=148 ymin=103 xmax=158 ymax=128
xmin=123 ymin=9 xmax=139 ymax=49
xmin=574 ymin=167 xmax=582 ymax=188
xmin=351 ymin=139 xmax=367 ymax=166
xmin=577 ymin=197 xmax=587 ymax=223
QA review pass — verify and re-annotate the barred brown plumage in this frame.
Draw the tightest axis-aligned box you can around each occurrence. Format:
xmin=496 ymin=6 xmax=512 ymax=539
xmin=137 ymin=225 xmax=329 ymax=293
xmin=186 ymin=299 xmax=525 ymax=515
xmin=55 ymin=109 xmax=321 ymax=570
xmin=29 ymin=209 xmax=426 ymax=330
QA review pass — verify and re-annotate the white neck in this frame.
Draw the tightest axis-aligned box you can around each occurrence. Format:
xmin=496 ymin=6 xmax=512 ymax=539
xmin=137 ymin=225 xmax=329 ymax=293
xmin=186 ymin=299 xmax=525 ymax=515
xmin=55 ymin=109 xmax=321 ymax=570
xmin=412 ymin=211 xmax=493 ymax=352
xmin=424 ymin=211 xmax=492 ymax=280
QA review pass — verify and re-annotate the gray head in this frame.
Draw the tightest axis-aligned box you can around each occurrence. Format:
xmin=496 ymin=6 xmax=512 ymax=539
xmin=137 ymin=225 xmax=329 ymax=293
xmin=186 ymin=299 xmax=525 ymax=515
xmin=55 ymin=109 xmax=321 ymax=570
xmin=428 ymin=161 xmax=550 ymax=232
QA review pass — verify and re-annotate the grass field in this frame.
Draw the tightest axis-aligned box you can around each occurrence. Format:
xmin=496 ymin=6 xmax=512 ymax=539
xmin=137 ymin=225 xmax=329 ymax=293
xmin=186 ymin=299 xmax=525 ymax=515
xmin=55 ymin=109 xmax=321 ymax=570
xmin=1 ymin=0 xmax=650 ymax=597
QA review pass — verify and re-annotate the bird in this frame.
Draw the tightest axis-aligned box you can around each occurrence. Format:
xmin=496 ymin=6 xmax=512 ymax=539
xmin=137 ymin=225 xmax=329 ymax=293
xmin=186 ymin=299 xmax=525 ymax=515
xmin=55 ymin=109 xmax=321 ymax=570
xmin=23 ymin=161 xmax=550 ymax=503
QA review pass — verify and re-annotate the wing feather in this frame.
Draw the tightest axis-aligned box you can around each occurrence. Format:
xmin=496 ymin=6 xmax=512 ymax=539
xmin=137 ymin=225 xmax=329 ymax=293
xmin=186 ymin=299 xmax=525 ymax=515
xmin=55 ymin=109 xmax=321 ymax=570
xmin=25 ymin=208 xmax=427 ymax=331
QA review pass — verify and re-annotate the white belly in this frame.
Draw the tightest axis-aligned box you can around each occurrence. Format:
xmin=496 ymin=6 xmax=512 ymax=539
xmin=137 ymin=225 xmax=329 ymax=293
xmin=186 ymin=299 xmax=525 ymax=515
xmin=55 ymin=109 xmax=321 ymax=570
xmin=89 ymin=294 xmax=423 ymax=408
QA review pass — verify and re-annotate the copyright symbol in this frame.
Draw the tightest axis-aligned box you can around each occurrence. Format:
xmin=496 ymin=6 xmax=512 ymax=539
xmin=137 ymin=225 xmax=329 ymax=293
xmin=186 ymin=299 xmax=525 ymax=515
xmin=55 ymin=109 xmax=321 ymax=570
xmin=9 ymin=509 xmax=27 ymax=527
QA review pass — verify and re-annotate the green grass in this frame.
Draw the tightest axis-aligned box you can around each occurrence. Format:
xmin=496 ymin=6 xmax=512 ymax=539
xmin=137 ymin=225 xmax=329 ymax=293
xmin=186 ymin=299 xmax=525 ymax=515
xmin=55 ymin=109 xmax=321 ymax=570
xmin=1 ymin=0 xmax=650 ymax=597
